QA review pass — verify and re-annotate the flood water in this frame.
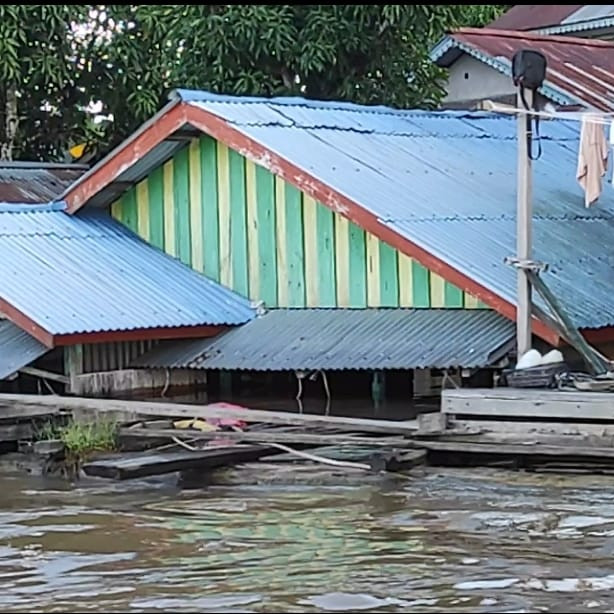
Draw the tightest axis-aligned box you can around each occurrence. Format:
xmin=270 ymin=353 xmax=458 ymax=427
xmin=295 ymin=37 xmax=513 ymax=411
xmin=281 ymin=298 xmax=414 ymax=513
xmin=2 ymin=467 xmax=614 ymax=613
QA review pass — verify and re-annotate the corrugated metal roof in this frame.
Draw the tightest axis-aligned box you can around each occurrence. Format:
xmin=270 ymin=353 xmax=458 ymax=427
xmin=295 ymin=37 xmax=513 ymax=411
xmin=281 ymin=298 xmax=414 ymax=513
xmin=132 ymin=308 xmax=515 ymax=371
xmin=490 ymin=5 xmax=614 ymax=36
xmin=171 ymin=90 xmax=614 ymax=330
xmin=562 ymin=5 xmax=614 ymax=24
xmin=0 ymin=203 xmax=254 ymax=336
xmin=489 ymin=5 xmax=583 ymax=31
xmin=0 ymin=319 xmax=49 ymax=379
xmin=0 ymin=162 xmax=86 ymax=204
xmin=432 ymin=28 xmax=614 ymax=111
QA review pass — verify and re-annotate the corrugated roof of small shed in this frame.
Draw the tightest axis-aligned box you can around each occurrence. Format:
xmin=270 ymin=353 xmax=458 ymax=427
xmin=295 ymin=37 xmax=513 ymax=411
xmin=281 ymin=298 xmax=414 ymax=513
xmin=0 ymin=203 xmax=254 ymax=337
xmin=0 ymin=162 xmax=87 ymax=204
xmin=0 ymin=319 xmax=49 ymax=379
xmin=133 ymin=308 xmax=515 ymax=371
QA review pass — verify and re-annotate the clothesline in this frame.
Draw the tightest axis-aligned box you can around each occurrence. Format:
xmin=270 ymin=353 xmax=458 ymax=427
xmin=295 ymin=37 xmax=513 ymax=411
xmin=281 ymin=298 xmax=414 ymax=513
xmin=475 ymin=101 xmax=612 ymax=208
xmin=479 ymin=103 xmax=614 ymax=126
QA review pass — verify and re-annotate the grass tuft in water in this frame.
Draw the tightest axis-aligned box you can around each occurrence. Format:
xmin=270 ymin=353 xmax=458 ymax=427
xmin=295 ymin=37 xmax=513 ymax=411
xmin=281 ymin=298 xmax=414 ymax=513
xmin=35 ymin=418 xmax=118 ymax=457
xmin=60 ymin=420 xmax=118 ymax=457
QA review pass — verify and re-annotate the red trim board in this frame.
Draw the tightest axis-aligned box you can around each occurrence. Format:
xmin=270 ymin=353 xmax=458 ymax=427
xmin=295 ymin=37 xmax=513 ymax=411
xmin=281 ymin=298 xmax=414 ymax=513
xmin=0 ymin=299 xmax=55 ymax=347
xmin=65 ymin=103 xmax=188 ymax=214
xmin=53 ymin=325 xmax=225 ymax=346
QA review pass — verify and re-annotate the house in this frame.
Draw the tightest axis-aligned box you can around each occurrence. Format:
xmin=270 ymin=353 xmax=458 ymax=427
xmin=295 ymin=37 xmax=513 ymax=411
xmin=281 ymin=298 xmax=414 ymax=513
xmin=490 ymin=5 xmax=614 ymax=38
xmin=0 ymin=202 xmax=254 ymax=397
xmin=431 ymin=28 xmax=614 ymax=110
xmin=38 ymin=89 xmax=614 ymax=410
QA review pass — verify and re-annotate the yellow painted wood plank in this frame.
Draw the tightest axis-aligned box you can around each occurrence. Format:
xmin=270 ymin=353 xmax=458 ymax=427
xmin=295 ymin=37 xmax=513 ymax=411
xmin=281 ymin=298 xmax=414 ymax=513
xmin=111 ymin=199 xmax=121 ymax=221
xmin=398 ymin=252 xmax=414 ymax=307
xmin=163 ymin=160 xmax=176 ymax=257
xmin=217 ymin=143 xmax=232 ymax=287
xmin=275 ymin=176 xmax=288 ymax=307
xmin=245 ymin=160 xmax=260 ymax=300
xmin=366 ymin=232 xmax=380 ymax=307
xmin=136 ymin=180 xmax=150 ymax=242
xmin=430 ymin=272 xmax=446 ymax=307
xmin=334 ymin=214 xmax=350 ymax=307
xmin=464 ymin=292 xmax=480 ymax=308
xmin=303 ymin=194 xmax=319 ymax=306
xmin=189 ymin=139 xmax=204 ymax=272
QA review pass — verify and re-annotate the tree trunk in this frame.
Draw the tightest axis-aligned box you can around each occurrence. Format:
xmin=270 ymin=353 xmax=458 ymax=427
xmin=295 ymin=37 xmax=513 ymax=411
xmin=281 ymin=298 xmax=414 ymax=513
xmin=1 ymin=84 xmax=18 ymax=161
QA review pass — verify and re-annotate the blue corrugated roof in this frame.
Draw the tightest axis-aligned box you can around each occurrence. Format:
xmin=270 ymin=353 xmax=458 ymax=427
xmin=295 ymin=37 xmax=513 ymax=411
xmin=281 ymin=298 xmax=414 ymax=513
xmin=172 ymin=90 xmax=611 ymax=330
xmin=0 ymin=320 xmax=49 ymax=379
xmin=0 ymin=203 xmax=254 ymax=337
xmin=133 ymin=308 xmax=515 ymax=371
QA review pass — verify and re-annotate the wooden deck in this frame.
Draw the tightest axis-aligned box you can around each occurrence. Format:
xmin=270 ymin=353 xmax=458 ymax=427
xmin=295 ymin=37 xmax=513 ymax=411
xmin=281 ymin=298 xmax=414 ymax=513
xmin=442 ymin=388 xmax=614 ymax=422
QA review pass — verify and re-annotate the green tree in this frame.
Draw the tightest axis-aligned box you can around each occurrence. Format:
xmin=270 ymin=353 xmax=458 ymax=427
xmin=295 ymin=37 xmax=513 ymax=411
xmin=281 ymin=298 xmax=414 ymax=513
xmin=0 ymin=4 xmax=507 ymax=162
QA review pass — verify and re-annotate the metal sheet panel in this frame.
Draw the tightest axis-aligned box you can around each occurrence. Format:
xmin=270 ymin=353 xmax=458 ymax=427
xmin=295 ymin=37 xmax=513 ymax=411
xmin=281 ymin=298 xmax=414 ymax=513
xmin=133 ymin=308 xmax=515 ymax=371
xmin=0 ymin=163 xmax=86 ymax=204
xmin=562 ymin=5 xmax=614 ymax=25
xmin=0 ymin=204 xmax=254 ymax=335
xmin=183 ymin=94 xmax=613 ymax=330
xmin=489 ymin=5 xmax=583 ymax=31
xmin=0 ymin=320 xmax=49 ymax=379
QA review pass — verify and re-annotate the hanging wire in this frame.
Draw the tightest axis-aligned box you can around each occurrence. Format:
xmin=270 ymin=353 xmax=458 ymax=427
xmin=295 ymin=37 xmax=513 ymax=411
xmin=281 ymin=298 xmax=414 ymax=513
xmin=480 ymin=101 xmax=614 ymax=126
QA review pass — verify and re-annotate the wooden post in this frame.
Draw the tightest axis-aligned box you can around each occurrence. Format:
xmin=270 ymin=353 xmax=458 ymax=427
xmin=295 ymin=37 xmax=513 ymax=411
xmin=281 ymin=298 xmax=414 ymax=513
xmin=516 ymin=89 xmax=533 ymax=357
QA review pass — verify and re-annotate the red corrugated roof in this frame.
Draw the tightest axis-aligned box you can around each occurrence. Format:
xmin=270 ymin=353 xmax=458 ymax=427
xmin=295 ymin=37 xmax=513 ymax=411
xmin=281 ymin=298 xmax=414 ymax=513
xmin=489 ymin=5 xmax=582 ymax=31
xmin=450 ymin=28 xmax=614 ymax=111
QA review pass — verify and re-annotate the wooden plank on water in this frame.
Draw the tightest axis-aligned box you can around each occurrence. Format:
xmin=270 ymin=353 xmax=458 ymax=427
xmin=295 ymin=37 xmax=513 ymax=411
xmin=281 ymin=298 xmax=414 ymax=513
xmin=120 ymin=427 xmax=412 ymax=448
xmin=0 ymin=394 xmax=418 ymax=435
xmin=442 ymin=388 xmax=614 ymax=421
xmin=82 ymin=445 xmax=276 ymax=480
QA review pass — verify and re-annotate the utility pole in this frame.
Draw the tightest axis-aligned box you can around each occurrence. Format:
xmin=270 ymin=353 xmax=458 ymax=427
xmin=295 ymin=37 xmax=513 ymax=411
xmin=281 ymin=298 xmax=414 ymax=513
xmin=516 ymin=88 xmax=533 ymax=357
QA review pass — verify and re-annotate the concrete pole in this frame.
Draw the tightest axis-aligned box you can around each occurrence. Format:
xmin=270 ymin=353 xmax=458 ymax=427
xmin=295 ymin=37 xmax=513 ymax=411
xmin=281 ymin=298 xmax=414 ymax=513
xmin=516 ymin=89 xmax=533 ymax=357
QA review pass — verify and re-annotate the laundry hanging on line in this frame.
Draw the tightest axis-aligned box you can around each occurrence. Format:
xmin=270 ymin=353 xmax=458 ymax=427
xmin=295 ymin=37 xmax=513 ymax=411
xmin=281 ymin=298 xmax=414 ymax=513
xmin=577 ymin=114 xmax=609 ymax=207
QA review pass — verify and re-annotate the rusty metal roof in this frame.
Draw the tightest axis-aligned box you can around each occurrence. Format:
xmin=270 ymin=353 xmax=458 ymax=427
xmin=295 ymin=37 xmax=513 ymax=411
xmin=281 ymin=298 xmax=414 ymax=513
xmin=489 ymin=5 xmax=583 ymax=31
xmin=0 ymin=162 xmax=87 ymax=204
xmin=432 ymin=28 xmax=614 ymax=111
xmin=490 ymin=5 xmax=614 ymax=35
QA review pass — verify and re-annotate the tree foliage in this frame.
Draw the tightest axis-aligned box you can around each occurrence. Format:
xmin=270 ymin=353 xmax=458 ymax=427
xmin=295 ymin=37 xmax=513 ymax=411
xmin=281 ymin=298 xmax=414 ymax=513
xmin=0 ymin=4 xmax=509 ymax=162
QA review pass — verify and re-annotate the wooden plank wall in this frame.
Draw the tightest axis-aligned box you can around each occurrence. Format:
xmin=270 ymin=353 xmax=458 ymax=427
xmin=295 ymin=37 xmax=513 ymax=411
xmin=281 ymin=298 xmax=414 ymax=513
xmin=112 ymin=135 xmax=486 ymax=309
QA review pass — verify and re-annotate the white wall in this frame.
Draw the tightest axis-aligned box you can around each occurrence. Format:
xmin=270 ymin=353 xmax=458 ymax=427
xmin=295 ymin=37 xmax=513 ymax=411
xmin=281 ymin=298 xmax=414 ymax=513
xmin=442 ymin=55 xmax=517 ymax=105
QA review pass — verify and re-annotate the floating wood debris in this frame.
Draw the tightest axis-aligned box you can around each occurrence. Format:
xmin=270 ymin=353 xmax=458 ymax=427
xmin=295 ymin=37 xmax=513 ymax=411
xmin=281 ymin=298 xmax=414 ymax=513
xmin=82 ymin=446 xmax=277 ymax=480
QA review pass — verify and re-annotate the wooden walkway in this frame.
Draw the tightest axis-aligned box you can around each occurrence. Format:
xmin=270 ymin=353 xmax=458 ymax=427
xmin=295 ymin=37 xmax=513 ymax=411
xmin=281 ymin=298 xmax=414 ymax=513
xmin=442 ymin=388 xmax=614 ymax=422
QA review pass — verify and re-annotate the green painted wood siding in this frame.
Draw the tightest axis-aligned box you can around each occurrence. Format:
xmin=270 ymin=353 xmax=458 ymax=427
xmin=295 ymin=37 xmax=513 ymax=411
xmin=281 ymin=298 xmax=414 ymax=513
xmin=111 ymin=135 xmax=486 ymax=309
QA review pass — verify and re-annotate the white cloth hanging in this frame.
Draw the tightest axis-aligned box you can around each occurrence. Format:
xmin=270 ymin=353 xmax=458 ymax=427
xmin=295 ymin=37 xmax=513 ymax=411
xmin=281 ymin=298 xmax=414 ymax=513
xmin=577 ymin=114 xmax=608 ymax=207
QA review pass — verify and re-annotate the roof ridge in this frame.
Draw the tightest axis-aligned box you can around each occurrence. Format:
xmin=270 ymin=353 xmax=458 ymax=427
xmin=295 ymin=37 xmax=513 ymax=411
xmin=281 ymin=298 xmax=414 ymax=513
xmin=0 ymin=202 xmax=66 ymax=214
xmin=454 ymin=26 xmax=614 ymax=48
xmin=180 ymin=89 xmax=490 ymax=118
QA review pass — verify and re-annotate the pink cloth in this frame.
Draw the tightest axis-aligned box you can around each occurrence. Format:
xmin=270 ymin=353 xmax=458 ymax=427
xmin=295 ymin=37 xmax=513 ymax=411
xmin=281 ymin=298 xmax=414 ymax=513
xmin=577 ymin=115 xmax=608 ymax=207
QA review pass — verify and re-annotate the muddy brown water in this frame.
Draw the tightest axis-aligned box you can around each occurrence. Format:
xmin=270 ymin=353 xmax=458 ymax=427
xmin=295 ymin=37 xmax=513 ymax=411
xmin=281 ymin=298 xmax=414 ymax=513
xmin=2 ymin=467 xmax=614 ymax=613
